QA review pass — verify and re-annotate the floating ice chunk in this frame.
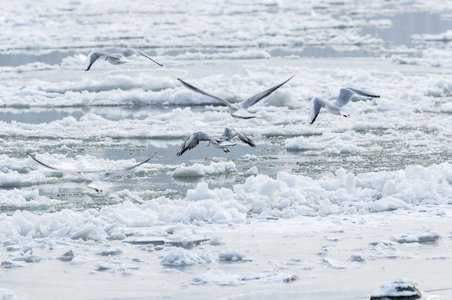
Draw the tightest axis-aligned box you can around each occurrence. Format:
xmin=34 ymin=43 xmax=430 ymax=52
xmin=12 ymin=210 xmax=38 ymax=237
xmin=95 ymin=262 xmax=114 ymax=271
xmin=393 ymin=234 xmax=419 ymax=244
xmin=58 ymin=250 xmax=75 ymax=262
xmin=323 ymin=140 xmax=362 ymax=154
xmin=369 ymin=241 xmax=396 ymax=247
xmin=161 ymin=248 xmax=209 ymax=266
xmin=346 ymin=172 xmax=356 ymax=192
xmin=218 ymin=249 xmax=250 ymax=262
xmin=1 ymin=260 xmax=26 ymax=269
xmin=212 ymin=210 xmax=234 ymax=224
xmin=335 ymin=168 xmax=347 ymax=185
xmin=382 ymin=180 xmax=397 ymax=197
xmin=370 ymin=196 xmax=411 ymax=212
xmin=209 ymin=236 xmax=224 ymax=246
xmin=317 ymin=245 xmax=330 ymax=256
xmin=186 ymin=182 xmax=217 ymax=201
xmin=107 ymin=233 xmax=126 ymax=241
xmin=393 ymin=231 xmax=441 ymax=244
xmin=172 ymin=161 xmax=237 ymax=178
xmin=172 ymin=164 xmax=206 ymax=178
xmin=285 ymin=136 xmax=309 ymax=151
xmin=93 ymin=260 xmax=139 ymax=275
xmin=70 ymin=224 xmax=101 ymax=241
xmin=12 ymin=255 xmax=42 ymax=263
xmin=349 ymin=252 xmax=367 ymax=262
xmin=417 ymin=232 xmax=442 ymax=243
xmin=97 ymin=247 xmax=123 ymax=256
xmin=370 ymin=278 xmax=423 ymax=300
xmin=193 ymin=270 xmax=242 ymax=286
xmin=322 ymin=258 xmax=346 ymax=269
xmin=334 ymin=167 xmax=357 ymax=192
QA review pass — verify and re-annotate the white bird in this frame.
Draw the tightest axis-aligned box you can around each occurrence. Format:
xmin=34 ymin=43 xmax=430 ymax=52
xmin=28 ymin=153 xmax=155 ymax=192
xmin=309 ymin=87 xmax=380 ymax=124
xmin=85 ymin=48 xmax=163 ymax=71
xmin=177 ymin=128 xmax=255 ymax=156
xmin=177 ymin=75 xmax=294 ymax=119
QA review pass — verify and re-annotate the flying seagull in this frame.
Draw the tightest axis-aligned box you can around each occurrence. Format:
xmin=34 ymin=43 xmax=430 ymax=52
xmin=28 ymin=153 xmax=155 ymax=192
xmin=177 ymin=128 xmax=255 ymax=156
xmin=177 ymin=75 xmax=294 ymax=119
xmin=309 ymin=87 xmax=380 ymax=124
xmin=85 ymin=48 xmax=163 ymax=71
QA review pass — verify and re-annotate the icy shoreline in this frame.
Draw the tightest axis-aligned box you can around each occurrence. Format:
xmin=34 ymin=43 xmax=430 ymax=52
xmin=1 ymin=210 xmax=451 ymax=299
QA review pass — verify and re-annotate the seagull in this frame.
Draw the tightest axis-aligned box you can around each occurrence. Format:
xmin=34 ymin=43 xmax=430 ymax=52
xmin=28 ymin=153 xmax=155 ymax=192
xmin=309 ymin=87 xmax=380 ymax=124
xmin=85 ymin=48 xmax=163 ymax=71
xmin=177 ymin=75 xmax=294 ymax=119
xmin=177 ymin=128 xmax=255 ymax=156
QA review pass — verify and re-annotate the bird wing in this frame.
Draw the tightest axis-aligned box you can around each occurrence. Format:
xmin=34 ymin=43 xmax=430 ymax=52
xmin=177 ymin=78 xmax=233 ymax=108
xmin=309 ymin=98 xmax=327 ymax=124
xmin=218 ymin=141 xmax=237 ymax=147
xmin=241 ymin=75 xmax=294 ymax=109
xmin=345 ymin=87 xmax=380 ymax=99
xmin=177 ymin=132 xmax=215 ymax=156
xmin=132 ymin=49 xmax=163 ymax=67
xmin=98 ymin=154 xmax=155 ymax=181
xmin=221 ymin=128 xmax=237 ymax=140
xmin=28 ymin=153 xmax=91 ymax=181
xmin=85 ymin=51 xmax=109 ymax=71
xmin=228 ymin=128 xmax=256 ymax=147
xmin=336 ymin=87 xmax=380 ymax=107
xmin=335 ymin=88 xmax=356 ymax=108
xmin=120 ymin=48 xmax=138 ymax=57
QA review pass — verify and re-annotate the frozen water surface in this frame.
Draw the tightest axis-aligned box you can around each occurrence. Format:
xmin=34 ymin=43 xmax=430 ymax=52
xmin=1 ymin=0 xmax=452 ymax=299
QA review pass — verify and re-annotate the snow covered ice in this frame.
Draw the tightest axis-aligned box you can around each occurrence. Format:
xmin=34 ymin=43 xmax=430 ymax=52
xmin=1 ymin=0 xmax=452 ymax=299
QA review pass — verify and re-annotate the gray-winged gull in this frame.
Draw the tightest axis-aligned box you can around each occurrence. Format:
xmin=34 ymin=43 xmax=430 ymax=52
xmin=177 ymin=75 xmax=294 ymax=119
xmin=309 ymin=87 xmax=380 ymax=124
xmin=85 ymin=48 xmax=162 ymax=71
xmin=177 ymin=128 xmax=255 ymax=156
xmin=28 ymin=153 xmax=155 ymax=192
